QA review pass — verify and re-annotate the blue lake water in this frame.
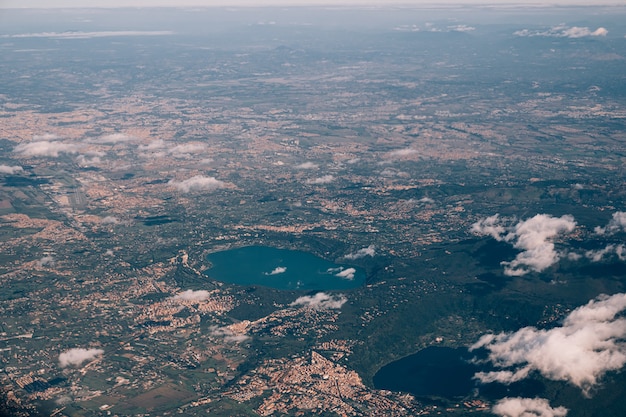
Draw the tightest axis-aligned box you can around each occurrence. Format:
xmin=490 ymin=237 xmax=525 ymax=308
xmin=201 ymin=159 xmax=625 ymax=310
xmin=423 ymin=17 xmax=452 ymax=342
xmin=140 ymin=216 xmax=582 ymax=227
xmin=373 ymin=347 xmax=480 ymax=398
xmin=205 ymin=246 xmax=365 ymax=290
xmin=373 ymin=346 xmax=545 ymax=400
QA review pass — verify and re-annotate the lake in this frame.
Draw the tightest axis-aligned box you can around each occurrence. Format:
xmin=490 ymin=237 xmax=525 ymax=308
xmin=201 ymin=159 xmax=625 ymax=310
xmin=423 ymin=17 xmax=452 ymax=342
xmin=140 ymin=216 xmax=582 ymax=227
xmin=373 ymin=346 xmax=545 ymax=400
xmin=205 ymin=245 xmax=366 ymax=290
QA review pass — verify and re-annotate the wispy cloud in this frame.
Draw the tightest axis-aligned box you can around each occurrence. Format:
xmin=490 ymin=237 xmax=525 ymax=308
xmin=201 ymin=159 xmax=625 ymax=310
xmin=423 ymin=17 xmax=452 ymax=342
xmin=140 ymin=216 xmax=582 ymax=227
xmin=0 ymin=165 xmax=23 ymax=174
xmin=344 ymin=245 xmax=375 ymax=260
xmin=58 ymin=348 xmax=104 ymax=368
xmin=2 ymin=31 xmax=174 ymax=40
xmin=169 ymin=143 xmax=207 ymax=158
xmin=595 ymin=212 xmax=626 ymax=235
xmin=265 ymin=266 xmax=287 ymax=275
xmin=137 ymin=139 xmax=166 ymax=152
xmin=101 ymin=216 xmax=119 ymax=224
xmin=37 ymin=255 xmax=54 ymax=267
xmin=137 ymin=140 xmax=206 ymax=159
xmin=383 ymin=148 xmax=419 ymax=162
xmin=76 ymin=151 xmax=106 ymax=166
xmin=394 ymin=24 xmax=475 ymax=33
xmin=33 ymin=133 xmax=60 ymax=141
xmin=492 ymin=398 xmax=568 ymax=417
xmin=585 ymin=244 xmax=626 ymax=262
xmin=85 ymin=133 xmax=136 ymax=144
xmin=449 ymin=24 xmax=475 ymax=32
xmin=471 ymin=214 xmax=576 ymax=276
xmin=210 ymin=325 xmax=250 ymax=343
xmin=14 ymin=141 xmax=82 ymax=157
xmin=295 ymin=162 xmax=319 ymax=170
xmin=290 ymin=292 xmax=347 ymax=310
xmin=169 ymin=175 xmax=225 ymax=193
xmin=307 ymin=175 xmax=335 ymax=185
xmin=514 ymin=25 xmax=608 ymax=38
xmin=471 ymin=293 xmax=626 ymax=396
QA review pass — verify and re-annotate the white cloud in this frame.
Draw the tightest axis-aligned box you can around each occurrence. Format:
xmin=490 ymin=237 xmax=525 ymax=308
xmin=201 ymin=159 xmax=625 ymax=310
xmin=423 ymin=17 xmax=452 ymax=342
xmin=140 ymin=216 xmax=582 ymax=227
xmin=295 ymin=162 xmax=319 ymax=170
xmin=344 ymin=245 xmax=375 ymax=260
xmin=14 ymin=141 xmax=82 ymax=157
xmin=307 ymin=175 xmax=335 ymax=185
xmin=492 ymin=397 xmax=568 ymax=417
xmin=471 ymin=293 xmax=626 ymax=396
xmin=58 ymin=348 xmax=104 ymax=368
xmin=384 ymin=148 xmax=419 ymax=160
xmin=169 ymin=143 xmax=207 ymax=158
xmin=335 ymin=268 xmax=356 ymax=280
xmin=172 ymin=289 xmax=211 ymax=302
xmin=471 ymin=214 xmax=508 ymax=241
xmin=290 ymin=292 xmax=347 ymax=310
xmin=265 ymin=266 xmax=287 ymax=275
xmin=101 ymin=216 xmax=119 ymax=224
xmin=514 ymin=25 xmax=608 ymax=38
xmin=137 ymin=140 xmax=207 ymax=159
xmin=169 ymin=175 xmax=225 ymax=193
xmin=594 ymin=212 xmax=626 ymax=235
xmin=0 ymin=165 xmax=23 ymax=174
xmin=585 ymin=244 xmax=626 ymax=262
xmin=471 ymin=214 xmax=576 ymax=276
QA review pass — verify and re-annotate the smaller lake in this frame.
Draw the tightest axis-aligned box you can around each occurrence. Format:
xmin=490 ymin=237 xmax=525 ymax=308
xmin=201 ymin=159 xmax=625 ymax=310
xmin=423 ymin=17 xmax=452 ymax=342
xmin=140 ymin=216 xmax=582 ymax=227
xmin=205 ymin=246 xmax=365 ymax=290
xmin=373 ymin=346 xmax=545 ymax=400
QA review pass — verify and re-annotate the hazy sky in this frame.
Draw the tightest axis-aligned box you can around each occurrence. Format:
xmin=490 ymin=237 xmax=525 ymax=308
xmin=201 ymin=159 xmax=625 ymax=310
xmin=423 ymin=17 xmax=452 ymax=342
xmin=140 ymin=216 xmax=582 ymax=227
xmin=1 ymin=0 xmax=623 ymax=8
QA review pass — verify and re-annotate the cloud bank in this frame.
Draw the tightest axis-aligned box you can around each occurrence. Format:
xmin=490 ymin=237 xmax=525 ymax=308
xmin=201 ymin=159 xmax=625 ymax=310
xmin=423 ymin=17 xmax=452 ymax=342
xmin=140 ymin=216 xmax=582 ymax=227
xmin=471 ymin=214 xmax=576 ymax=276
xmin=471 ymin=293 xmax=626 ymax=396
xmin=492 ymin=397 xmax=568 ymax=417
xmin=290 ymin=292 xmax=347 ymax=310
xmin=58 ymin=348 xmax=104 ymax=368
xmin=169 ymin=175 xmax=225 ymax=193
xmin=514 ymin=25 xmax=608 ymax=38
xmin=344 ymin=245 xmax=376 ymax=260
